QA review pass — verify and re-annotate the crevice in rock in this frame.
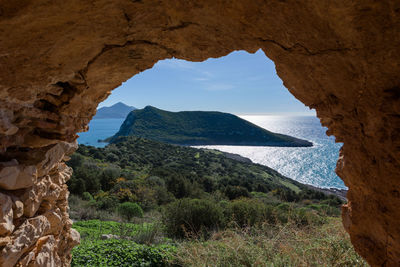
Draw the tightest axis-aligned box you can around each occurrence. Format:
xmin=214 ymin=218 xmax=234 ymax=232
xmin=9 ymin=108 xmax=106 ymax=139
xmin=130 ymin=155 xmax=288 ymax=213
xmin=258 ymin=38 xmax=360 ymax=55
xmin=163 ymin=21 xmax=198 ymax=31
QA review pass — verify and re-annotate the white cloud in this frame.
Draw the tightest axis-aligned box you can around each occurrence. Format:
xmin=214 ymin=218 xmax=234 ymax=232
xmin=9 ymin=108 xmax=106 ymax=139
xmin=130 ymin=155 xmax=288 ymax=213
xmin=193 ymin=77 xmax=210 ymax=81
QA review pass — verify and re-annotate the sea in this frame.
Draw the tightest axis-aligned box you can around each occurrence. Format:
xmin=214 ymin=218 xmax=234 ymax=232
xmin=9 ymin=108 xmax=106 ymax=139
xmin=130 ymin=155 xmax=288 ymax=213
xmin=77 ymin=116 xmax=345 ymax=189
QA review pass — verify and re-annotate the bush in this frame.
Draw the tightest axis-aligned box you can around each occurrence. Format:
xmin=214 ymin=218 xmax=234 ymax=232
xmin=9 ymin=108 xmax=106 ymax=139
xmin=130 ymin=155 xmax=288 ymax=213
xmin=309 ymin=203 xmax=341 ymax=217
xmin=117 ymin=202 xmax=144 ymax=221
xmin=68 ymin=153 xmax=84 ymax=169
xmin=95 ymin=194 xmax=119 ymax=211
xmin=162 ymin=198 xmax=224 ymax=238
xmin=273 ymin=203 xmax=325 ymax=226
xmin=82 ymin=192 xmax=93 ymax=201
xmin=131 ymin=222 xmax=164 ymax=245
xmin=154 ymin=186 xmax=175 ymax=205
xmin=106 ymin=152 xmax=119 ymax=162
xmin=69 ymin=195 xmax=121 ymax=221
xmin=224 ymin=185 xmax=250 ymax=200
xmin=321 ymin=197 xmax=343 ymax=207
xmin=228 ymin=198 xmax=273 ymax=227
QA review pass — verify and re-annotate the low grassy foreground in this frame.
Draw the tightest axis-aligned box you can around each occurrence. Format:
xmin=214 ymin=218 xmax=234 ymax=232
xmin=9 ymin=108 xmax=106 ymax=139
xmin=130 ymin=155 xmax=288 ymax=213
xmin=68 ymin=137 xmax=366 ymax=266
xmin=71 ymin=217 xmax=366 ymax=266
xmin=172 ymin=218 xmax=366 ymax=267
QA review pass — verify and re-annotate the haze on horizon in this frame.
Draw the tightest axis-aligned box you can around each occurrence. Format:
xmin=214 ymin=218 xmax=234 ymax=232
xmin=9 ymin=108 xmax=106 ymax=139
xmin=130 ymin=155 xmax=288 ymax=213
xmin=99 ymin=50 xmax=315 ymax=116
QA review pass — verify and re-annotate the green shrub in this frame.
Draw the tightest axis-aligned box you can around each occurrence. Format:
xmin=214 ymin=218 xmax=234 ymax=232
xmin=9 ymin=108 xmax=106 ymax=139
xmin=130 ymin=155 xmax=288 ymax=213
xmin=154 ymin=186 xmax=175 ymax=205
xmin=106 ymin=152 xmax=119 ymax=162
xmin=117 ymin=202 xmax=144 ymax=221
xmin=131 ymin=222 xmax=163 ymax=245
xmin=292 ymin=207 xmax=325 ymax=226
xmin=224 ymin=185 xmax=250 ymax=200
xmin=320 ymin=197 xmax=343 ymax=207
xmin=228 ymin=198 xmax=273 ymax=227
xmin=309 ymin=203 xmax=341 ymax=217
xmin=273 ymin=203 xmax=325 ymax=226
xmin=162 ymin=198 xmax=224 ymax=238
xmin=95 ymin=195 xmax=119 ymax=211
xmin=82 ymin=192 xmax=94 ymax=201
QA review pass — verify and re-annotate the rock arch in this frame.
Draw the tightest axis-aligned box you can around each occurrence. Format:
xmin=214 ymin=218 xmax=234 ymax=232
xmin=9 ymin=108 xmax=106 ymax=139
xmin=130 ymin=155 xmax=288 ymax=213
xmin=0 ymin=1 xmax=399 ymax=266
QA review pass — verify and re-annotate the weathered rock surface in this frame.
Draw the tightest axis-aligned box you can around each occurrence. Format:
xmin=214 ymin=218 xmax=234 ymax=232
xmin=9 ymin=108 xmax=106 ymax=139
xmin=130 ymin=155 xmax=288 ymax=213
xmin=0 ymin=193 xmax=14 ymax=236
xmin=0 ymin=164 xmax=37 ymax=190
xmin=0 ymin=0 xmax=399 ymax=266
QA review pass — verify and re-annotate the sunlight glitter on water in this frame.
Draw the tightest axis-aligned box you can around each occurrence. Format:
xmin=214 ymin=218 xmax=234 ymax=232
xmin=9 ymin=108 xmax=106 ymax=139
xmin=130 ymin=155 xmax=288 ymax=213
xmin=195 ymin=115 xmax=345 ymax=189
xmin=77 ymin=116 xmax=345 ymax=189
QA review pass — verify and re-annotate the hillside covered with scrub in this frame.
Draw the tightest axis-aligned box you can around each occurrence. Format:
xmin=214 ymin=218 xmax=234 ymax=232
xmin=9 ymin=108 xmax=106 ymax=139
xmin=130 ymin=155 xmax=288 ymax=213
xmin=108 ymin=106 xmax=313 ymax=147
xmin=69 ymin=136 xmax=321 ymax=203
xmin=67 ymin=137 xmax=365 ymax=266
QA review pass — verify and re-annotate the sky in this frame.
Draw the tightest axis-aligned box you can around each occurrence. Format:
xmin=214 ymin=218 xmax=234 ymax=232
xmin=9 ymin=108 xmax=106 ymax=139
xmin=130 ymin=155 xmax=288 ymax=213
xmin=99 ymin=49 xmax=315 ymax=116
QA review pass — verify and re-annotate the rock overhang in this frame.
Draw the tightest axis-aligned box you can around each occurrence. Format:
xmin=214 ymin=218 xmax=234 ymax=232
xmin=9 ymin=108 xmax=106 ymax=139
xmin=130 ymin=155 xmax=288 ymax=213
xmin=0 ymin=1 xmax=399 ymax=265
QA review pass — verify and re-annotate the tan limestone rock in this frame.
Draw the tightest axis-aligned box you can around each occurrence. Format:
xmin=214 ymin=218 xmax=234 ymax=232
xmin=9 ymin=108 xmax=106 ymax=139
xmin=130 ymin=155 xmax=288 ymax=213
xmin=37 ymin=141 xmax=77 ymax=177
xmin=12 ymin=198 xmax=24 ymax=219
xmin=0 ymin=193 xmax=14 ymax=237
xmin=0 ymin=1 xmax=399 ymax=266
xmin=0 ymin=236 xmax=11 ymax=247
xmin=17 ymin=251 xmax=35 ymax=267
xmin=68 ymin=229 xmax=80 ymax=248
xmin=43 ymin=209 xmax=63 ymax=235
xmin=21 ymin=176 xmax=53 ymax=218
xmin=0 ymin=216 xmax=50 ymax=267
xmin=0 ymin=165 xmax=37 ymax=190
xmin=29 ymin=235 xmax=61 ymax=267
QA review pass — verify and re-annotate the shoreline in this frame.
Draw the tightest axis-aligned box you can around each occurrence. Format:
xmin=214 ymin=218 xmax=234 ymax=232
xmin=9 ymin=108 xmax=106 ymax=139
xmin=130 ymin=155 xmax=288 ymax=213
xmin=305 ymin=184 xmax=347 ymax=201
xmin=81 ymin=140 xmax=346 ymax=201
xmin=219 ymin=150 xmax=347 ymax=201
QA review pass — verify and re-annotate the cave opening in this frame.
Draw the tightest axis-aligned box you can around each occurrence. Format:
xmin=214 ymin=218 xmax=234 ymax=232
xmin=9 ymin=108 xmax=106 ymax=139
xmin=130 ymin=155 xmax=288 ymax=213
xmin=78 ymin=49 xmax=344 ymax=189
xmin=1 ymin=2 xmax=399 ymax=266
xmin=65 ymin=49 xmax=358 ymax=265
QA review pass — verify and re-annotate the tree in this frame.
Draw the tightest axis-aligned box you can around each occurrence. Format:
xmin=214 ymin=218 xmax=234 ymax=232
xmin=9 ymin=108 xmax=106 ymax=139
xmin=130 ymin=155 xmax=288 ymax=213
xmin=224 ymin=185 xmax=250 ymax=200
xmin=117 ymin=202 xmax=143 ymax=221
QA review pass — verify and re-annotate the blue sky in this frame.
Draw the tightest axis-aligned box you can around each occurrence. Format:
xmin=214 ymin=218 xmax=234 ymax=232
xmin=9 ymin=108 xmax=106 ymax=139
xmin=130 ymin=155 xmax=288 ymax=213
xmin=99 ymin=49 xmax=314 ymax=115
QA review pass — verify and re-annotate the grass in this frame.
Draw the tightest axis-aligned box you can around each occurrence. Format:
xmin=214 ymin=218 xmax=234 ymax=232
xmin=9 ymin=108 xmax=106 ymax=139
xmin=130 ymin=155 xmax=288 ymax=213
xmin=72 ymin=220 xmax=145 ymax=240
xmin=279 ymin=180 xmax=301 ymax=193
xmin=171 ymin=218 xmax=367 ymax=267
xmin=71 ymin=217 xmax=367 ymax=267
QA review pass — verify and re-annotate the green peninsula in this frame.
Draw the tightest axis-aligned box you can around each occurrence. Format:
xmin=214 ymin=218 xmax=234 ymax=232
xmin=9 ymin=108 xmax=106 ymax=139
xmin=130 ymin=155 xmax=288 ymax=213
xmin=108 ymin=106 xmax=312 ymax=147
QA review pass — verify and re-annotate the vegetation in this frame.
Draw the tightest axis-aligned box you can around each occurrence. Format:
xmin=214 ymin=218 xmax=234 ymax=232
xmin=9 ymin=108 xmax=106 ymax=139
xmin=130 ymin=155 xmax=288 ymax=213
xmin=161 ymin=198 xmax=329 ymax=239
xmin=68 ymin=137 xmax=365 ymax=266
xmin=72 ymin=239 xmax=174 ymax=267
xmin=108 ymin=106 xmax=312 ymax=146
xmin=118 ymin=202 xmax=144 ymax=221
xmin=71 ymin=209 xmax=366 ymax=266
xmin=172 ymin=218 xmax=367 ymax=267
xmin=68 ymin=136 xmax=328 ymax=211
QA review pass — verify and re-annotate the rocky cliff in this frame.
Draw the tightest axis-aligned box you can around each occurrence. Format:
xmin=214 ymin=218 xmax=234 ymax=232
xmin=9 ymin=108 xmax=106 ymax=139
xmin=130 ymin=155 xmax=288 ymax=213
xmin=0 ymin=0 xmax=399 ymax=266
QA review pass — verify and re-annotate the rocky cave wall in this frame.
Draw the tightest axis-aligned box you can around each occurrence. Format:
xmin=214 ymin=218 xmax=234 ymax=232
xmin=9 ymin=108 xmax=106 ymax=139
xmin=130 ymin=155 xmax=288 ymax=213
xmin=0 ymin=0 xmax=399 ymax=266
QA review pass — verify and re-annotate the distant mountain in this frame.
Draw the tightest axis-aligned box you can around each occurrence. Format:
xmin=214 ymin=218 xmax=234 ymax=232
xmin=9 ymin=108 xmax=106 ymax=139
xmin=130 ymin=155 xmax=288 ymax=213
xmin=93 ymin=102 xmax=136 ymax=119
xmin=108 ymin=106 xmax=312 ymax=147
